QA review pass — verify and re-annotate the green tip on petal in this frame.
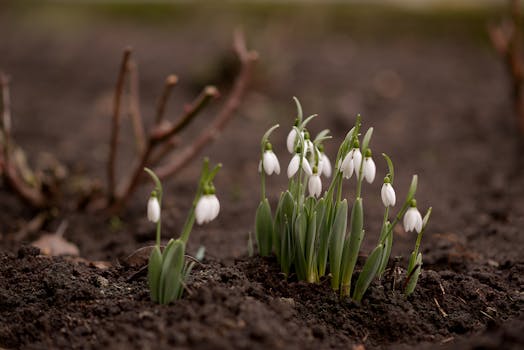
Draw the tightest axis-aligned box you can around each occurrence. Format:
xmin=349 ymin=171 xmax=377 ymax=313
xmin=410 ymin=199 xmax=417 ymax=207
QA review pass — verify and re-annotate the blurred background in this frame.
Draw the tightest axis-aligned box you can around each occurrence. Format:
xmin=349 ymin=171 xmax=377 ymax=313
xmin=1 ymin=1 xmax=521 ymax=261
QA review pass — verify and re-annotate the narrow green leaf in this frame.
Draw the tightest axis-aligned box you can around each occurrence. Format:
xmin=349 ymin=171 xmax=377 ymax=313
xmin=305 ymin=211 xmax=318 ymax=283
xmin=281 ymin=215 xmax=293 ymax=276
xmin=377 ymin=222 xmax=393 ymax=278
xmin=361 ymin=127 xmax=374 ymax=152
xmin=160 ymin=239 xmax=186 ymax=304
xmin=406 ymin=175 xmax=418 ymax=202
xmin=255 ymin=199 xmax=273 ymax=256
xmin=147 ymin=246 xmax=163 ymax=302
xmin=329 ymin=200 xmax=348 ymax=290
xmin=274 ymin=191 xmax=294 ymax=261
xmin=340 ymin=198 xmax=364 ymax=296
xmin=382 ymin=153 xmax=395 ymax=183
xmin=405 ymin=253 xmax=422 ymax=296
xmin=293 ymin=213 xmax=308 ymax=281
xmin=353 ymin=244 xmax=384 ymax=302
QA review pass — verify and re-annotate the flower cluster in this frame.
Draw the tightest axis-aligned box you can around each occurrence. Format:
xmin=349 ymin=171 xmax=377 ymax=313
xmin=255 ymin=98 xmax=431 ymax=300
xmin=145 ymin=159 xmax=221 ymax=305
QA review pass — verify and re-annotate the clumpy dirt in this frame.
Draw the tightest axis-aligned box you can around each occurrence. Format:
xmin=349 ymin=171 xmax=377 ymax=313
xmin=1 ymin=3 xmax=524 ymax=350
xmin=1 ymin=247 xmax=522 ymax=350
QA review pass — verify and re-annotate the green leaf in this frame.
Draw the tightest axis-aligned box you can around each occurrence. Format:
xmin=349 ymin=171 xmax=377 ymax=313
xmin=329 ymin=200 xmax=348 ymax=290
xmin=305 ymin=211 xmax=318 ymax=283
xmin=340 ymin=197 xmax=364 ymax=296
xmin=255 ymin=199 xmax=273 ymax=256
xmin=352 ymin=244 xmax=384 ymax=302
xmin=293 ymin=213 xmax=308 ymax=281
xmin=159 ymin=239 xmax=186 ymax=304
xmin=361 ymin=127 xmax=374 ymax=152
xmin=281 ymin=215 xmax=293 ymax=276
xmin=293 ymin=96 xmax=303 ymax=123
xmin=382 ymin=153 xmax=395 ymax=183
xmin=406 ymin=175 xmax=418 ymax=202
xmin=405 ymin=253 xmax=422 ymax=296
xmin=147 ymin=246 xmax=163 ymax=302
xmin=273 ymin=191 xmax=294 ymax=261
xmin=377 ymin=222 xmax=392 ymax=278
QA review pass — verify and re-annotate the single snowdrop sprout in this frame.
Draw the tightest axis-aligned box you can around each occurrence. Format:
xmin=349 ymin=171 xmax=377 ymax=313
xmin=253 ymin=98 xmax=431 ymax=301
xmin=403 ymin=200 xmax=423 ymax=233
xmin=144 ymin=158 xmax=221 ymax=305
xmin=381 ymin=177 xmax=396 ymax=207
xmin=147 ymin=194 xmax=161 ymax=223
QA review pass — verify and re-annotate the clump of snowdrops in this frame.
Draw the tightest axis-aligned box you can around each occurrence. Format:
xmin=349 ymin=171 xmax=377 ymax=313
xmin=145 ymin=159 xmax=221 ymax=304
xmin=255 ymin=98 xmax=431 ymax=300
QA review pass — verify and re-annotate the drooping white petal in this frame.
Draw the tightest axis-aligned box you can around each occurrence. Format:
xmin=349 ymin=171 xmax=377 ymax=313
xmin=352 ymin=149 xmax=362 ymax=174
xmin=304 ymin=139 xmax=314 ymax=155
xmin=263 ymin=150 xmax=280 ymax=175
xmin=363 ymin=157 xmax=376 ymax=183
xmin=208 ymin=194 xmax=220 ymax=222
xmin=381 ymin=183 xmax=396 ymax=207
xmin=403 ymin=207 xmax=423 ymax=233
xmin=195 ymin=196 xmax=209 ymax=225
xmin=320 ymin=153 xmax=332 ymax=178
xmin=286 ymin=129 xmax=297 ymax=153
xmin=340 ymin=153 xmax=354 ymax=179
xmin=308 ymin=174 xmax=322 ymax=198
xmin=301 ymin=157 xmax=313 ymax=176
xmin=147 ymin=197 xmax=161 ymax=223
xmin=287 ymin=154 xmax=300 ymax=178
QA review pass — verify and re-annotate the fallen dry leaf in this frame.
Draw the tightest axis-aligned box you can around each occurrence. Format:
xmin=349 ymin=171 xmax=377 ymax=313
xmin=32 ymin=233 xmax=80 ymax=256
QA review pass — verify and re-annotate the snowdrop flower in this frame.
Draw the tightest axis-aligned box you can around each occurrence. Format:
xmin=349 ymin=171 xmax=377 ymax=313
xmin=147 ymin=195 xmax=161 ymax=223
xmin=381 ymin=178 xmax=396 ymax=207
xmin=319 ymin=152 xmax=332 ymax=178
xmin=362 ymin=151 xmax=376 ymax=183
xmin=287 ymin=152 xmax=313 ymax=178
xmin=261 ymin=143 xmax=280 ymax=175
xmin=403 ymin=201 xmax=423 ymax=233
xmin=339 ymin=147 xmax=361 ymax=179
xmin=195 ymin=188 xmax=220 ymax=225
xmin=308 ymin=169 xmax=322 ymax=198
xmin=286 ymin=128 xmax=298 ymax=154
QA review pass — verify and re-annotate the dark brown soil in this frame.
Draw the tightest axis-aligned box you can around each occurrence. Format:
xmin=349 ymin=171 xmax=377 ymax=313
xmin=1 ymin=3 xmax=523 ymax=350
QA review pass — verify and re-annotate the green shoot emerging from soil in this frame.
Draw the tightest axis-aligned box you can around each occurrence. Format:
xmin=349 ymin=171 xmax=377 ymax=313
xmin=255 ymin=98 xmax=431 ymax=301
xmin=145 ymin=159 xmax=221 ymax=305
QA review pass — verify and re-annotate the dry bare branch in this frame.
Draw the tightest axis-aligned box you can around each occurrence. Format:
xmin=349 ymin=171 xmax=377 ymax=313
xmin=127 ymin=59 xmax=146 ymax=154
xmin=155 ymin=30 xmax=259 ymax=179
xmin=107 ymin=47 xmax=132 ymax=203
xmin=155 ymin=74 xmax=178 ymax=124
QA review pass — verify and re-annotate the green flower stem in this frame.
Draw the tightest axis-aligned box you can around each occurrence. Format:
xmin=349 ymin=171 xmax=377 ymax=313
xmin=380 ymin=201 xmax=410 ymax=245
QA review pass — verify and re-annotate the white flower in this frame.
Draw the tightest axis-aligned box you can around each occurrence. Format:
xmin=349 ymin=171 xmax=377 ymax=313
xmin=195 ymin=194 xmax=220 ymax=225
xmin=147 ymin=197 xmax=161 ymax=223
xmin=262 ymin=150 xmax=280 ymax=175
xmin=308 ymin=173 xmax=322 ymax=198
xmin=362 ymin=157 xmax=376 ymax=183
xmin=319 ymin=153 xmax=332 ymax=178
xmin=304 ymin=139 xmax=314 ymax=155
xmin=381 ymin=182 xmax=396 ymax=207
xmin=340 ymin=148 xmax=361 ymax=179
xmin=287 ymin=154 xmax=313 ymax=178
xmin=286 ymin=129 xmax=298 ymax=153
xmin=403 ymin=207 xmax=423 ymax=233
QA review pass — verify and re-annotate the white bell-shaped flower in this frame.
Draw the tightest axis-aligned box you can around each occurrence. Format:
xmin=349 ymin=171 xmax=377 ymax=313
xmin=319 ymin=153 xmax=332 ymax=178
xmin=195 ymin=193 xmax=220 ymax=225
xmin=287 ymin=153 xmax=313 ymax=178
xmin=262 ymin=150 xmax=280 ymax=175
xmin=403 ymin=205 xmax=423 ymax=233
xmin=362 ymin=156 xmax=376 ymax=183
xmin=286 ymin=128 xmax=298 ymax=153
xmin=381 ymin=181 xmax=396 ymax=207
xmin=308 ymin=173 xmax=322 ymax=198
xmin=340 ymin=148 xmax=362 ymax=179
xmin=147 ymin=196 xmax=161 ymax=223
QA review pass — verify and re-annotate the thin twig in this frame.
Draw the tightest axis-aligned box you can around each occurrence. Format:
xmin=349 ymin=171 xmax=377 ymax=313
xmin=155 ymin=74 xmax=178 ymax=124
xmin=151 ymin=85 xmax=219 ymax=142
xmin=127 ymin=59 xmax=146 ymax=154
xmin=107 ymin=47 xmax=132 ymax=203
xmin=0 ymin=73 xmax=45 ymax=208
xmin=148 ymin=137 xmax=181 ymax=166
xmin=488 ymin=0 xmax=524 ymax=135
xmin=1 ymin=73 xmax=12 ymax=163
xmin=155 ymin=31 xmax=258 ymax=179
